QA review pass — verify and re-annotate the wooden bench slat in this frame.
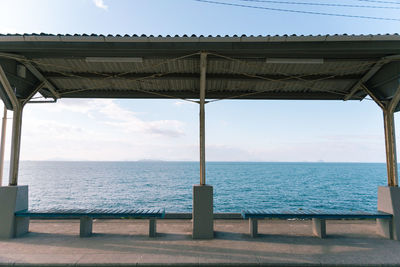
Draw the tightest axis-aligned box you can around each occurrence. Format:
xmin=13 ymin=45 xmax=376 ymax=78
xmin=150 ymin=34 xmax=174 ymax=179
xmin=241 ymin=210 xmax=393 ymax=220
xmin=15 ymin=208 xmax=165 ymax=219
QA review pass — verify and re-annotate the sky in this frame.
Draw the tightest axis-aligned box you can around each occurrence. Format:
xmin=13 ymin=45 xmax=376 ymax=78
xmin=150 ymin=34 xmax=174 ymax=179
xmin=0 ymin=0 xmax=400 ymax=162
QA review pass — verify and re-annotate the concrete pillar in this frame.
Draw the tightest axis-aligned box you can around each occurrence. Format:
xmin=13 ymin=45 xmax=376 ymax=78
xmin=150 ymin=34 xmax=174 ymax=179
xmin=79 ymin=216 xmax=93 ymax=237
xmin=377 ymin=186 xmax=400 ymax=240
xmin=249 ymin=218 xmax=258 ymax=237
xmin=312 ymin=218 xmax=326 ymax=238
xmin=0 ymin=185 xmax=28 ymax=238
xmin=192 ymin=184 xmax=213 ymax=239
xmin=149 ymin=218 xmax=156 ymax=237
xmin=377 ymin=218 xmax=393 ymax=239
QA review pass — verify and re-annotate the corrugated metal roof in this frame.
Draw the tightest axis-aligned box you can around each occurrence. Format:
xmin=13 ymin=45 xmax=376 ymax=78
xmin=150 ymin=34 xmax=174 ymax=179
xmin=0 ymin=33 xmax=399 ymax=42
xmin=0 ymin=33 xmax=400 ymax=108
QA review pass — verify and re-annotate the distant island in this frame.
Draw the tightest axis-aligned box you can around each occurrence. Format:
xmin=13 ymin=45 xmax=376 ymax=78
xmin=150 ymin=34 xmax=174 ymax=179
xmin=136 ymin=159 xmax=166 ymax=162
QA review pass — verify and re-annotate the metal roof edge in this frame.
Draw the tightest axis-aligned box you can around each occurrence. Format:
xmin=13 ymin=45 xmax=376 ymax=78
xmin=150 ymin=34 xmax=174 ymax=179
xmin=0 ymin=33 xmax=399 ymax=43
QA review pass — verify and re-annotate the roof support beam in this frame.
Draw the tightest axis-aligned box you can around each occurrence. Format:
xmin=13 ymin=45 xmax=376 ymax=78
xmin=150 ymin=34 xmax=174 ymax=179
xmin=344 ymin=55 xmax=400 ymax=101
xmin=388 ymin=85 xmax=400 ymax=114
xmin=55 ymin=90 xmax=350 ymax=100
xmin=0 ymin=64 xmax=20 ymax=110
xmin=361 ymin=84 xmax=385 ymax=109
xmin=21 ymin=62 xmax=60 ymax=100
xmin=22 ymin=82 xmax=45 ymax=106
xmin=0 ymin=52 xmax=60 ymax=100
xmin=43 ymin=72 xmax=363 ymax=81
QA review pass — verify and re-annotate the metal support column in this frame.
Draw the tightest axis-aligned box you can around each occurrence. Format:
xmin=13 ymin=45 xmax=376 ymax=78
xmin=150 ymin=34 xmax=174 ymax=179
xmin=192 ymin=52 xmax=213 ymax=239
xmin=199 ymin=52 xmax=207 ymax=185
xmin=383 ymin=110 xmax=398 ymax=186
xmin=8 ymin=104 xmax=22 ymax=186
xmin=0 ymin=105 xmax=7 ymax=186
xmin=0 ymin=64 xmax=23 ymax=186
xmin=364 ymin=84 xmax=400 ymax=187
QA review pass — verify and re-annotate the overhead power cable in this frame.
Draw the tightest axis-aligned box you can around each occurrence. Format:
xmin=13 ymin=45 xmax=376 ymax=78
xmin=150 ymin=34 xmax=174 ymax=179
xmin=358 ymin=0 xmax=400 ymax=4
xmin=240 ymin=0 xmax=400 ymax=9
xmin=194 ymin=0 xmax=400 ymax=21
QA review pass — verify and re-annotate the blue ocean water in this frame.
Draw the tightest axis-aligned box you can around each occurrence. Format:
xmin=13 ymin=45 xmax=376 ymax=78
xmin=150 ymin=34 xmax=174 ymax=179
xmin=12 ymin=161 xmax=387 ymax=213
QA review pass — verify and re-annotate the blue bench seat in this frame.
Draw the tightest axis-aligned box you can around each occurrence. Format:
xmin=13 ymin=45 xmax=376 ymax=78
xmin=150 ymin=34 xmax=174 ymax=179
xmin=15 ymin=208 xmax=165 ymax=237
xmin=241 ymin=209 xmax=393 ymax=238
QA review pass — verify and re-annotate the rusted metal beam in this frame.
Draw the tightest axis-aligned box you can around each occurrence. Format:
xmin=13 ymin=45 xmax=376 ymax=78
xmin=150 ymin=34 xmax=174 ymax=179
xmin=344 ymin=55 xmax=400 ymax=101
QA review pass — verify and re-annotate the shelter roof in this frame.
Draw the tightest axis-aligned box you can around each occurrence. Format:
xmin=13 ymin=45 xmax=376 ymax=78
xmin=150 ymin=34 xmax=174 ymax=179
xmin=0 ymin=33 xmax=400 ymax=110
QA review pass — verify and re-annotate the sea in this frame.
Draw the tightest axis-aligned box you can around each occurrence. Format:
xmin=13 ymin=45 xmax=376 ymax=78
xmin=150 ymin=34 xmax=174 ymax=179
xmin=9 ymin=161 xmax=388 ymax=213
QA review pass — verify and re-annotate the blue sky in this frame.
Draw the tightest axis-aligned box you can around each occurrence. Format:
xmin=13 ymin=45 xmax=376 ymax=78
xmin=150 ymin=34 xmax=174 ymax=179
xmin=1 ymin=0 xmax=400 ymax=162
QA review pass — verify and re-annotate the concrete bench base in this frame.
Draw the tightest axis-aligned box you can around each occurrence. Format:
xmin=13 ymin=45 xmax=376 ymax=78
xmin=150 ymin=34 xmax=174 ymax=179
xmin=249 ymin=218 xmax=257 ymax=237
xmin=377 ymin=218 xmax=393 ymax=239
xmin=312 ymin=218 xmax=326 ymax=238
xmin=15 ymin=209 xmax=164 ymax=238
xmin=0 ymin=186 xmax=29 ymax=238
xmin=378 ymin=186 xmax=400 ymax=240
xmin=248 ymin=218 xmax=392 ymax=239
xmin=243 ymin=210 xmax=393 ymax=239
xmin=249 ymin=218 xmax=327 ymax=238
xmin=79 ymin=217 xmax=157 ymax=237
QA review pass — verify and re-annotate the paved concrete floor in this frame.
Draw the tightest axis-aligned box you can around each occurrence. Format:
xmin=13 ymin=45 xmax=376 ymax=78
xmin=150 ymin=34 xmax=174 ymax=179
xmin=0 ymin=219 xmax=399 ymax=266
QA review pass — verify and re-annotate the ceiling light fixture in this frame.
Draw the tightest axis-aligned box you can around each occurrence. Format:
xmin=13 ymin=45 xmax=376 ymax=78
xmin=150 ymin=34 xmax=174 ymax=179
xmin=266 ymin=58 xmax=324 ymax=64
xmin=85 ymin=57 xmax=143 ymax=63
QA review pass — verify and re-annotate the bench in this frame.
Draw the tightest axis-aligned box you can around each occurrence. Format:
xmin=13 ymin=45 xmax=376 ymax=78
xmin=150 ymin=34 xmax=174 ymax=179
xmin=241 ymin=209 xmax=393 ymax=238
xmin=15 ymin=208 xmax=165 ymax=237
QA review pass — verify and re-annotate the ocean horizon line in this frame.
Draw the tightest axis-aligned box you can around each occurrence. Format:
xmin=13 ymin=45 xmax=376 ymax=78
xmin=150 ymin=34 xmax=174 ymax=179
xmin=13 ymin=160 xmax=388 ymax=164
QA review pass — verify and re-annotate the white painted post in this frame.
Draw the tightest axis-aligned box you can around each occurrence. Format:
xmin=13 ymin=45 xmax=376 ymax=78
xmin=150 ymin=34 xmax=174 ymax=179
xmin=0 ymin=105 xmax=7 ymax=186
xmin=8 ymin=104 xmax=23 ymax=186
xmin=0 ymin=65 xmax=23 ymax=186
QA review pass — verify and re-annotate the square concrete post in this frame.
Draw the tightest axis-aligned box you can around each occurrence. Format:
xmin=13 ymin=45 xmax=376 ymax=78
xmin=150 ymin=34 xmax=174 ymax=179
xmin=0 ymin=185 xmax=29 ymax=238
xmin=249 ymin=218 xmax=258 ymax=237
xmin=377 ymin=186 xmax=400 ymax=240
xmin=312 ymin=218 xmax=326 ymax=238
xmin=192 ymin=184 xmax=213 ymax=239
xmin=149 ymin=218 xmax=156 ymax=237
xmin=377 ymin=218 xmax=393 ymax=239
xmin=79 ymin=216 xmax=93 ymax=237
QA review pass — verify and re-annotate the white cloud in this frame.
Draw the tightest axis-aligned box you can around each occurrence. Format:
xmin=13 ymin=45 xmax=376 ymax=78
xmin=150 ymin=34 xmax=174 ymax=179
xmin=93 ymin=0 xmax=108 ymax=10
xmin=31 ymin=99 xmax=185 ymax=138
xmin=93 ymin=100 xmax=185 ymax=137
xmin=17 ymin=99 xmax=189 ymax=161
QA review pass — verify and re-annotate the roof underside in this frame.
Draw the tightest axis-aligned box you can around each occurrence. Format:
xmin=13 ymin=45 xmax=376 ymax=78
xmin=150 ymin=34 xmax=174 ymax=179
xmin=0 ymin=34 xmax=400 ymax=110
